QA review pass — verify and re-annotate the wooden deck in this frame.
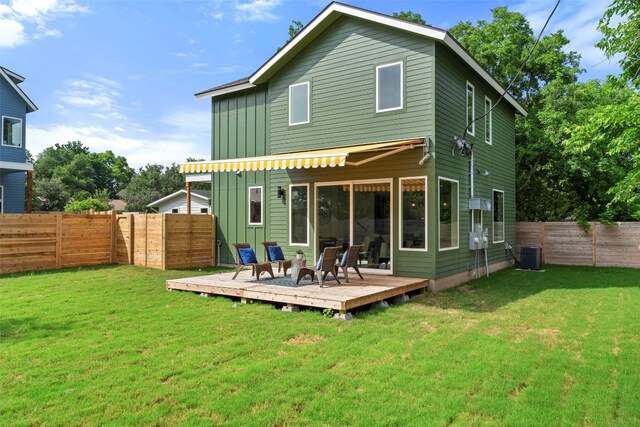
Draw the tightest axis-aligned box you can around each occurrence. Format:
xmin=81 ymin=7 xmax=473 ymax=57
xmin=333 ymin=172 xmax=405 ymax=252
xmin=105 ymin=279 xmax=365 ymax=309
xmin=166 ymin=270 xmax=430 ymax=314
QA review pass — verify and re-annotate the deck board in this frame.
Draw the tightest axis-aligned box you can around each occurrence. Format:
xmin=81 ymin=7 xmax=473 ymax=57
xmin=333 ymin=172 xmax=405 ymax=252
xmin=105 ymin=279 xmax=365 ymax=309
xmin=166 ymin=270 xmax=429 ymax=312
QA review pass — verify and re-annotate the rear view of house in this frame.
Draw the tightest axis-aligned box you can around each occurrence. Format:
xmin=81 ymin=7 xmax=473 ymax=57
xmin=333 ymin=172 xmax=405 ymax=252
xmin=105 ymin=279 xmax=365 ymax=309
xmin=0 ymin=66 xmax=38 ymax=213
xmin=181 ymin=2 xmax=526 ymax=289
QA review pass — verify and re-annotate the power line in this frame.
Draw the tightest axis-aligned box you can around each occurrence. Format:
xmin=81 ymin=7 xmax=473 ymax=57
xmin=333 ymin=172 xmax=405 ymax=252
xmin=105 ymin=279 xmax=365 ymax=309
xmin=461 ymin=0 xmax=562 ymax=140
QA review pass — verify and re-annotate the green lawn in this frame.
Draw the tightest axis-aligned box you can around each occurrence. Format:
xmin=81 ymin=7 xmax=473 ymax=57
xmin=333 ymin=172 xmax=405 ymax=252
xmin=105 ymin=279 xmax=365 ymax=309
xmin=1 ymin=264 xmax=639 ymax=426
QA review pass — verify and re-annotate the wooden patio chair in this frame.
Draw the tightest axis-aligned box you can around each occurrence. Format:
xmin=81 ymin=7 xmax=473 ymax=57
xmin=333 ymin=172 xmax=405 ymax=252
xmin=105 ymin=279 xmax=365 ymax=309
xmin=261 ymin=241 xmax=292 ymax=276
xmin=337 ymin=244 xmax=364 ymax=283
xmin=232 ymin=243 xmax=274 ymax=280
xmin=295 ymin=246 xmax=341 ymax=288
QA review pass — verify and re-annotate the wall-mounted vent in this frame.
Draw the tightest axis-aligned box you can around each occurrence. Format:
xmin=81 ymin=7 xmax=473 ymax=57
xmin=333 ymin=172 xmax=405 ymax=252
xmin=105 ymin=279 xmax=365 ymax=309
xmin=520 ymin=246 xmax=542 ymax=270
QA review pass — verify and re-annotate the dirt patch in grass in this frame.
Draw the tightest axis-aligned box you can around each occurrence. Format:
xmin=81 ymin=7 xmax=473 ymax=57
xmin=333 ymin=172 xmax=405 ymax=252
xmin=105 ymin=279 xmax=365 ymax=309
xmin=285 ymin=334 xmax=325 ymax=346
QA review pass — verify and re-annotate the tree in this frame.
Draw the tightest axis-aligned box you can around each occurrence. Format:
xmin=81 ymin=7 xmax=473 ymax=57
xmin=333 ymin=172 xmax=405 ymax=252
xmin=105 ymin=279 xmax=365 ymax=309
xmin=449 ymin=7 xmax=583 ymax=221
xmin=122 ymin=163 xmax=185 ymax=212
xmin=596 ymin=0 xmax=640 ymax=87
xmin=392 ymin=11 xmax=426 ymax=25
xmin=32 ymin=178 xmax=71 ymax=211
xmin=64 ymin=198 xmax=110 ymax=213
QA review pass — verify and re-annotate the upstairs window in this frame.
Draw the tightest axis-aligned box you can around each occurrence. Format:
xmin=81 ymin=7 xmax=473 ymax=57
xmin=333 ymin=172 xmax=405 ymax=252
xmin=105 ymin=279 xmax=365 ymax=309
xmin=289 ymin=82 xmax=310 ymax=126
xmin=485 ymin=97 xmax=492 ymax=144
xmin=466 ymin=82 xmax=475 ymax=136
xmin=2 ymin=116 xmax=22 ymax=148
xmin=376 ymin=61 xmax=403 ymax=112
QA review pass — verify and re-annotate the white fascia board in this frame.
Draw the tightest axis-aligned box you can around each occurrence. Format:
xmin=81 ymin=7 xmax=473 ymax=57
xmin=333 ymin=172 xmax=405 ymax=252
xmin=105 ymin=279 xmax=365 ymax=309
xmin=146 ymin=189 xmax=209 ymax=207
xmin=442 ymin=34 xmax=527 ymax=116
xmin=0 ymin=68 xmax=38 ymax=113
xmin=195 ymin=81 xmax=255 ymax=99
xmin=1 ymin=67 xmax=25 ymax=83
xmin=0 ymin=161 xmax=33 ymax=171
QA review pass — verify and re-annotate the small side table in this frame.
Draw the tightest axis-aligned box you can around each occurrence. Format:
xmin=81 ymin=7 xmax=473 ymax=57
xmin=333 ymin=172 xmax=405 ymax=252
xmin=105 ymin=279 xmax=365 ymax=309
xmin=291 ymin=258 xmax=306 ymax=280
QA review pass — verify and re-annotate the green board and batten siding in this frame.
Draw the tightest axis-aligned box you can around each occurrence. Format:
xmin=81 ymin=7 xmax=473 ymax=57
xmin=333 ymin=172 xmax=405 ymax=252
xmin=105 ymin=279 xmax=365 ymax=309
xmin=434 ymin=44 xmax=516 ymax=278
xmin=209 ymin=15 xmax=519 ymax=281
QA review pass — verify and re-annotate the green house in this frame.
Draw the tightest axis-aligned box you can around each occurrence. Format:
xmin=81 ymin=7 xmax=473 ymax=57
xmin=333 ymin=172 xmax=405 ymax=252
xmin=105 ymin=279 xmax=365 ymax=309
xmin=182 ymin=2 xmax=526 ymax=290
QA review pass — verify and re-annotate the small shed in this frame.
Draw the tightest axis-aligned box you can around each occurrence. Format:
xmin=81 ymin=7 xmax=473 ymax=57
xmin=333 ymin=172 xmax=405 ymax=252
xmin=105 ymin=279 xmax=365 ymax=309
xmin=147 ymin=189 xmax=210 ymax=214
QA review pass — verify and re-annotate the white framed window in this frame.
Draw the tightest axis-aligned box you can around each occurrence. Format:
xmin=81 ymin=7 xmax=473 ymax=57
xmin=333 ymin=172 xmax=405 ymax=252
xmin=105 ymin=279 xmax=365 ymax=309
xmin=493 ymin=189 xmax=505 ymax=243
xmin=399 ymin=177 xmax=427 ymax=251
xmin=485 ymin=96 xmax=492 ymax=145
xmin=248 ymin=186 xmax=263 ymax=225
xmin=289 ymin=183 xmax=309 ymax=246
xmin=466 ymin=82 xmax=475 ymax=136
xmin=0 ymin=185 xmax=3 ymax=213
xmin=2 ymin=116 xmax=22 ymax=148
xmin=438 ymin=177 xmax=459 ymax=251
xmin=200 ymin=207 xmax=208 ymax=214
xmin=289 ymin=82 xmax=310 ymax=126
xmin=171 ymin=208 xmax=179 ymax=213
xmin=376 ymin=61 xmax=403 ymax=112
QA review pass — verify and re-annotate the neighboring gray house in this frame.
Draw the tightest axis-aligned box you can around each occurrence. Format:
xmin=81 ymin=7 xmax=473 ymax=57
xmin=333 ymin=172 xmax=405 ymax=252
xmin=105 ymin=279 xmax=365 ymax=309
xmin=0 ymin=66 xmax=38 ymax=213
xmin=147 ymin=189 xmax=211 ymax=214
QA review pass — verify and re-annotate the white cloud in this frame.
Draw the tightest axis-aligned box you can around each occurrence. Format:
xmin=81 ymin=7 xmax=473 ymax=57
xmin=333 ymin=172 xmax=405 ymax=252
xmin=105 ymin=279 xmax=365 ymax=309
xmin=0 ymin=18 xmax=26 ymax=47
xmin=56 ymin=77 xmax=123 ymax=118
xmin=514 ymin=0 xmax=621 ymax=77
xmin=234 ymin=0 xmax=280 ymax=23
xmin=0 ymin=0 xmax=89 ymax=48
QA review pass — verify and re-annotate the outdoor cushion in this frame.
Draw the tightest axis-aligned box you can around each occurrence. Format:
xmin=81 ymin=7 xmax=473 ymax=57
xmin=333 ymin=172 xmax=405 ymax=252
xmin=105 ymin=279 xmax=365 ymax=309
xmin=316 ymin=254 xmax=324 ymax=270
xmin=268 ymin=245 xmax=285 ymax=261
xmin=341 ymin=250 xmax=349 ymax=267
xmin=238 ymin=247 xmax=258 ymax=265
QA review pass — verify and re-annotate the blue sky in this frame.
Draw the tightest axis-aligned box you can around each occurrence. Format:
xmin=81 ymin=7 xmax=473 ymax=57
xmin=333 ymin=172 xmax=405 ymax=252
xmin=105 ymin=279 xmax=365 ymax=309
xmin=1 ymin=0 xmax=620 ymax=168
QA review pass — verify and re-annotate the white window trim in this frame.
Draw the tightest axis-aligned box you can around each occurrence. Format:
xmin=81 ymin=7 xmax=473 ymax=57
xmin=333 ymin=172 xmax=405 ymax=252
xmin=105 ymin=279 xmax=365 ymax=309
xmin=485 ymin=96 xmax=493 ymax=145
xmin=466 ymin=82 xmax=475 ymax=136
xmin=438 ymin=176 xmax=460 ymax=251
xmin=2 ymin=116 xmax=23 ymax=148
xmin=248 ymin=186 xmax=263 ymax=226
xmin=399 ymin=176 xmax=428 ymax=252
xmin=0 ymin=185 xmax=3 ymax=213
xmin=288 ymin=81 xmax=310 ymax=126
xmin=376 ymin=61 xmax=403 ymax=113
xmin=492 ymin=189 xmax=505 ymax=243
xmin=289 ymin=183 xmax=310 ymax=246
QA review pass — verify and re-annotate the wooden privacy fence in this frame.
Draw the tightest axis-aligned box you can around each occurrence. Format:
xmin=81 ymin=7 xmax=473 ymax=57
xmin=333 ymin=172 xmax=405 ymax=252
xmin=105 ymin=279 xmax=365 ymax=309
xmin=0 ymin=212 xmax=216 ymax=274
xmin=516 ymin=222 xmax=640 ymax=268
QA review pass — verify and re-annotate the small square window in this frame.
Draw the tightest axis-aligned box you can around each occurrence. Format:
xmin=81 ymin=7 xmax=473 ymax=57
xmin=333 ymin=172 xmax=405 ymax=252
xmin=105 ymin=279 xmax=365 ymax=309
xmin=289 ymin=82 xmax=310 ymax=126
xmin=171 ymin=208 xmax=179 ymax=213
xmin=376 ymin=62 xmax=403 ymax=112
xmin=2 ymin=116 xmax=22 ymax=147
xmin=200 ymin=207 xmax=208 ymax=214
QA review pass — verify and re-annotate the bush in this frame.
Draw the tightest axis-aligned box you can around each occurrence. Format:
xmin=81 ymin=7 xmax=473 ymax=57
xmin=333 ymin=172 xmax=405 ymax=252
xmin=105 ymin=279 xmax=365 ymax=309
xmin=64 ymin=198 xmax=110 ymax=212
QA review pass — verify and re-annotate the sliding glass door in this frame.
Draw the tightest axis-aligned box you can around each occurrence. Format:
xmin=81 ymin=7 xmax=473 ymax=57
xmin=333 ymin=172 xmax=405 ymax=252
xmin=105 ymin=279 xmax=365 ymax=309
xmin=315 ymin=180 xmax=392 ymax=273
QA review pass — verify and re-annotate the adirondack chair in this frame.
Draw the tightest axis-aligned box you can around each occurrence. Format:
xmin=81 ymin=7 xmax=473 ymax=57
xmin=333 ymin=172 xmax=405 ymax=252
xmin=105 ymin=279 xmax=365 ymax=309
xmin=296 ymin=246 xmax=341 ymax=287
xmin=232 ymin=243 xmax=274 ymax=280
xmin=337 ymin=244 xmax=364 ymax=283
xmin=261 ymin=241 xmax=292 ymax=276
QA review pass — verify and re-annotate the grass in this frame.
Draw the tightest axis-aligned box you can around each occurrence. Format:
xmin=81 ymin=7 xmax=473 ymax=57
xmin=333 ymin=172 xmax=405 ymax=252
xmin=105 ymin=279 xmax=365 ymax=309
xmin=1 ymin=264 xmax=639 ymax=426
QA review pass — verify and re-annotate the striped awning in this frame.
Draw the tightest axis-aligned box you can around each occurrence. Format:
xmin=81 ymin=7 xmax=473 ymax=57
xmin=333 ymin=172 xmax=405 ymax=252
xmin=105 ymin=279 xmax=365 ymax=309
xmin=179 ymin=137 xmax=425 ymax=174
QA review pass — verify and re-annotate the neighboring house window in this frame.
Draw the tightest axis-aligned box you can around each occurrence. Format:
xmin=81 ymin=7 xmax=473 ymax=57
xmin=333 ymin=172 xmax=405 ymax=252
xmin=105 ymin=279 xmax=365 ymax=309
xmin=439 ymin=177 xmax=459 ymax=250
xmin=493 ymin=189 xmax=505 ymax=243
xmin=248 ymin=186 xmax=263 ymax=225
xmin=171 ymin=208 xmax=178 ymax=213
xmin=289 ymin=82 xmax=310 ymax=126
xmin=0 ymin=186 xmax=3 ymax=213
xmin=200 ymin=208 xmax=208 ymax=214
xmin=485 ymin=97 xmax=492 ymax=144
xmin=376 ymin=61 xmax=403 ymax=112
xmin=2 ymin=116 xmax=22 ymax=147
xmin=289 ymin=184 xmax=309 ymax=245
xmin=466 ymin=82 xmax=475 ymax=136
xmin=400 ymin=177 xmax=427 ymax=251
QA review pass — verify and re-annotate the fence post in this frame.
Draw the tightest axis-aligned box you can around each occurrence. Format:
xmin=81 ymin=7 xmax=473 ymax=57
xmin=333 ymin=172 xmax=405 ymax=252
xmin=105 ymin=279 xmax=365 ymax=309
xmin=110 ymin=210 xmax=116 ymax=264
xmin=56 ymin=213 xmax=62 ymax=269
xmin=540 ymin=222 xmax=546 ymax=264
xmin=162 ymin=214 xmax=167 ymax=270
xmin=592 ymin=222 xmax=597 ymax=267
xmin=128 ymin=214 xmax=134 ymax=265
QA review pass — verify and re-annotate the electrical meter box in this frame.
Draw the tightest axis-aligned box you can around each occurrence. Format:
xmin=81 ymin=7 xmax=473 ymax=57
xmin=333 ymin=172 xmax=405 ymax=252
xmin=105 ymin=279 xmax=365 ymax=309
xmin=469 ymin=225 xmax=489 ymax=250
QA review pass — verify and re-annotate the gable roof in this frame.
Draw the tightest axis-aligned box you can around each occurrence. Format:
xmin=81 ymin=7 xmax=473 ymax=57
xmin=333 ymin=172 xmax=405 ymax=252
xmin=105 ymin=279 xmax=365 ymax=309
xmin=195 ymin=2 xmax=526 ymax=116
xmin=0 ymin=66 xmax=38 ymax=113
xmin=147 ymin=189 xmax=211 ymax=208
